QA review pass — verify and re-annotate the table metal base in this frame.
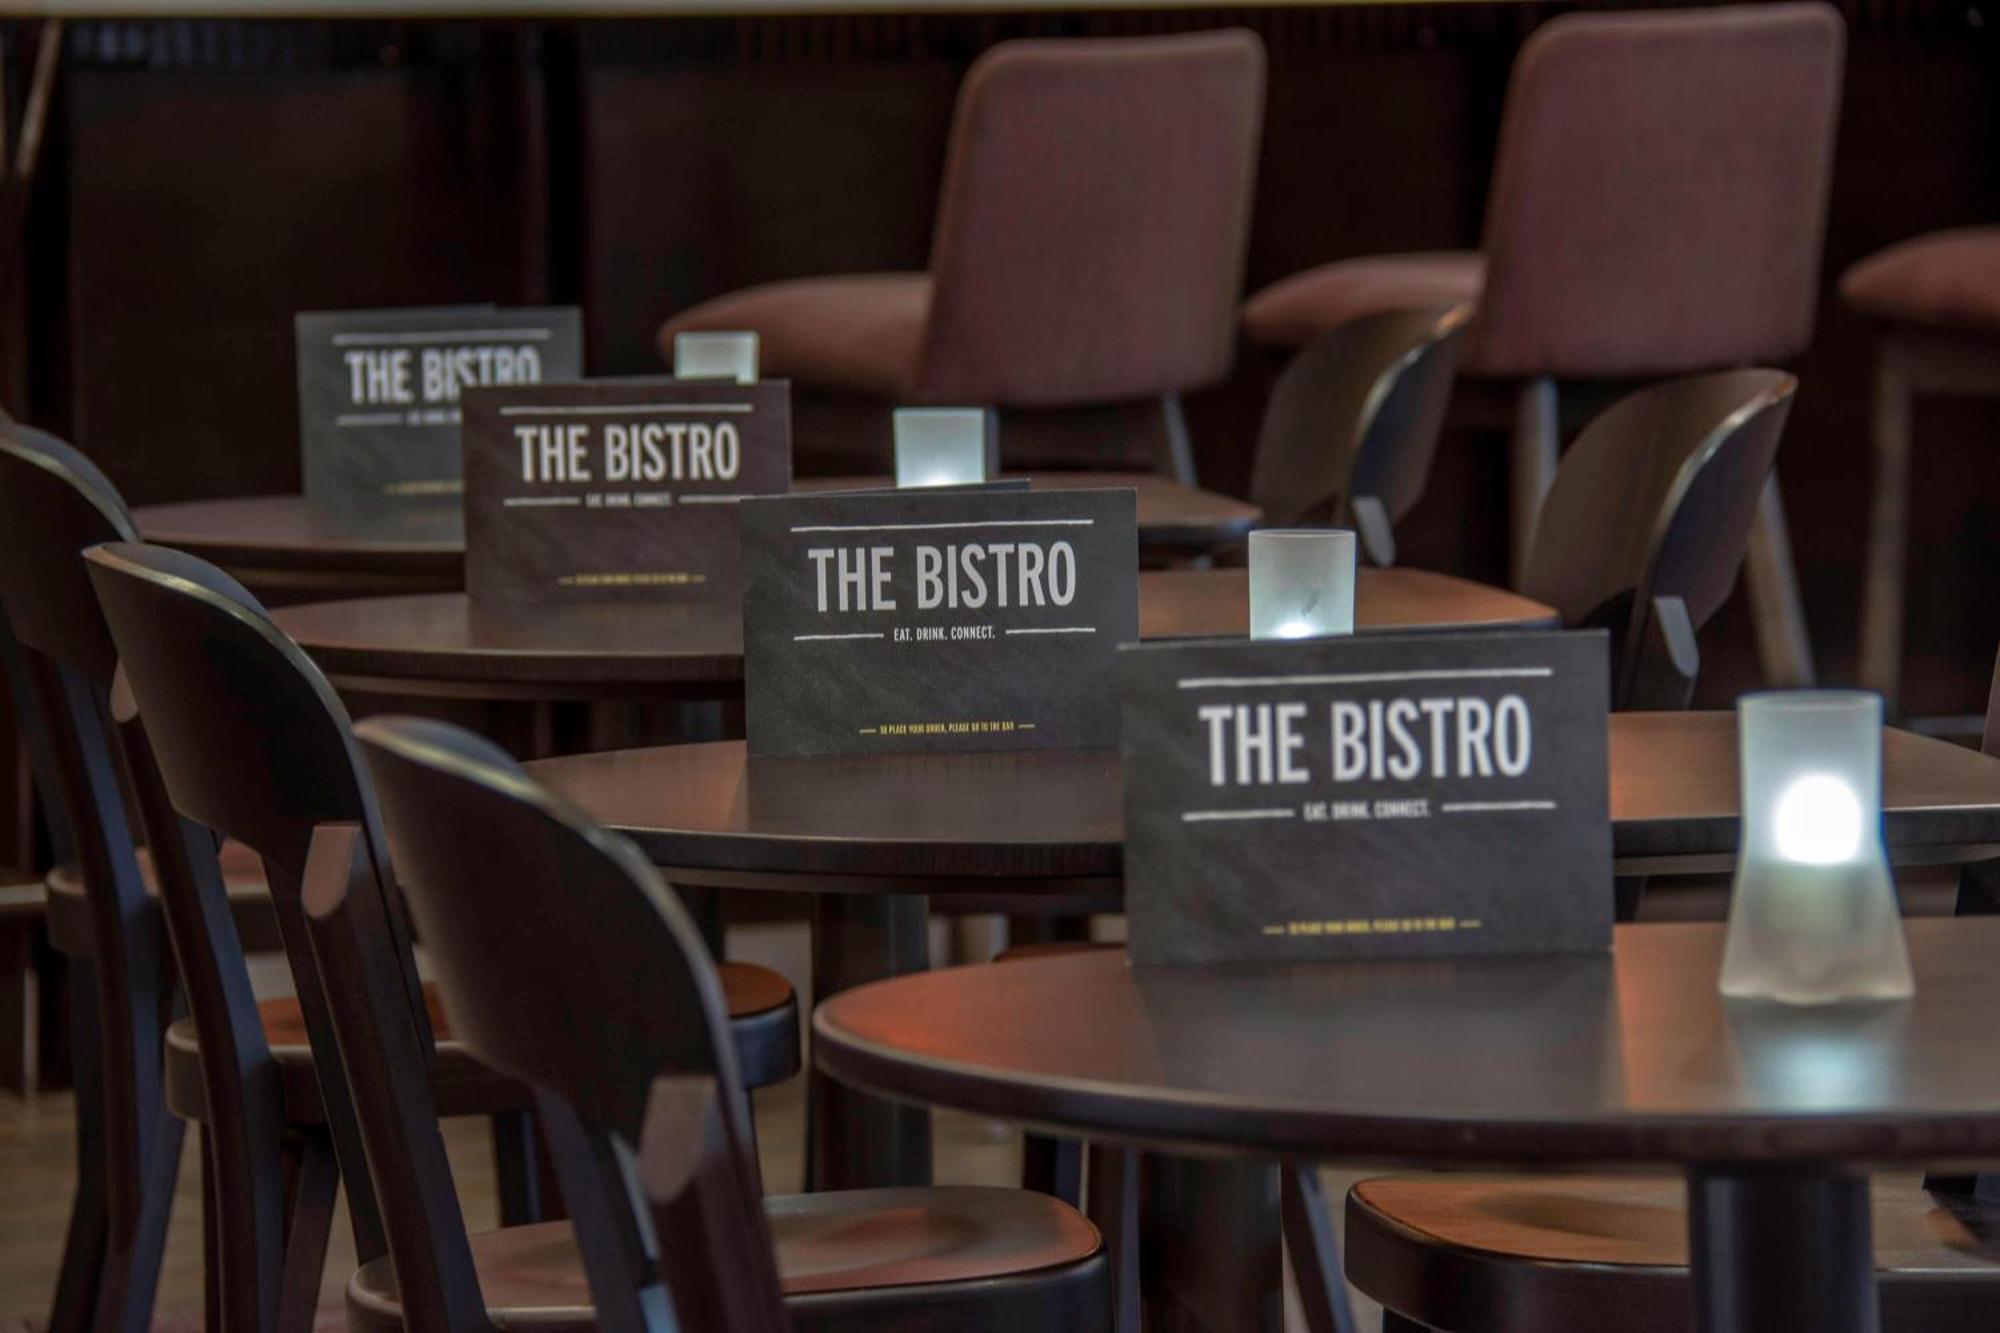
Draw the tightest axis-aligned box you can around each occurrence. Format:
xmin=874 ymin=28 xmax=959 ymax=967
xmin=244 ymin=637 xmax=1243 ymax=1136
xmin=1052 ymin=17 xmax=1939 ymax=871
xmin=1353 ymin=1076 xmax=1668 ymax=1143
xmin=808 ymin=893 xmax=932 ymax=1190
xmin=1689 ymin=1165 xmax=1879 ymax=1333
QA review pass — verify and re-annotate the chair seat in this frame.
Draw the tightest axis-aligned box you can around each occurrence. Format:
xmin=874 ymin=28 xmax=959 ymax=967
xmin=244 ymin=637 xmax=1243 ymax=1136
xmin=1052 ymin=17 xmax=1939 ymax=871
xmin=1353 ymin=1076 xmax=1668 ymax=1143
xmin=1841 ymin=226 xmax=2000 ymax=332
xmin=1241 ymin=251 xmax=1486 ymax=350
xmin=164 ymin=963 xmax=799 ymax=1124
xmin=1347 ymin=1173 xmax=2000 ymax=1333
xmin=656 ymin=273 xmax=932 ymax=399
xmin=346 ymin=1186 xmax=1105 ymax=1333
xmin=45 ymin=837 xmax=278 ymax=958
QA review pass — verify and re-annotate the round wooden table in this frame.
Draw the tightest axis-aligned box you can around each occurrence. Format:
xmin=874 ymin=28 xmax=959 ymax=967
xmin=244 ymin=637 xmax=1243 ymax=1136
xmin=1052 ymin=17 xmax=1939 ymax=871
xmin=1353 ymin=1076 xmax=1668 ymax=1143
xmin=527 ymin=713 xmax=2000 ymax=886
xmin=269 ymin=566 xmax=1557 ymax=701
xmin=814 ymin=919 xmax=2000 ymax=1333
xmin=134 ymin=472 xmax=1260 ymax=602
xmin=130 ymin=494 xmax=462 ymax=603
xmin=525 ymin=713 xmax=2000 ymax=1197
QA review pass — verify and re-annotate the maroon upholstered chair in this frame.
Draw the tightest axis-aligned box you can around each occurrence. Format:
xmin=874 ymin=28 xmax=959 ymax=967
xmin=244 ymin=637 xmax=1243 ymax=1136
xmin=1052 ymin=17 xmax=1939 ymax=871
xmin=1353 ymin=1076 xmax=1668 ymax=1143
xmin=1243 ymin=3 xmax=1844 ymax=685
xmin=659 ymin=30 xmax=1266 ymax=481
xmin=1842 ymin=226 xmax=2000 ymax=713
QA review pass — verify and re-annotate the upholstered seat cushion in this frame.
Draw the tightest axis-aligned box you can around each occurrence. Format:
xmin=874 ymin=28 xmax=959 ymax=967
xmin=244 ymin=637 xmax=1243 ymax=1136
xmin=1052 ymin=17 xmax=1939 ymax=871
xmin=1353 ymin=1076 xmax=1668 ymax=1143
xmin=1841 ymin=227 xmax=2000 ymax=331
xmin=656 ymin=273 xmax=931 ymax=398
xmin=346 ymin=1186 xmax=1103 ymax=1333
xmin=1241 ymin=252 xmax=1486 ymax=350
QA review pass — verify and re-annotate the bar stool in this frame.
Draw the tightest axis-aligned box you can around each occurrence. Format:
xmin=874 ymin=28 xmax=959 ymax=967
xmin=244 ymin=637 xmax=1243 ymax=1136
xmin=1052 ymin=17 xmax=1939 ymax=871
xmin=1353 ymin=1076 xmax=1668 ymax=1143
xmin=1242 ymin=2 xmax=1844 ymax=687
xmin=658 ymin=30 xmax=1265 ymax=481
xmin=1843 ymin=226 xmax=2000 ymax=713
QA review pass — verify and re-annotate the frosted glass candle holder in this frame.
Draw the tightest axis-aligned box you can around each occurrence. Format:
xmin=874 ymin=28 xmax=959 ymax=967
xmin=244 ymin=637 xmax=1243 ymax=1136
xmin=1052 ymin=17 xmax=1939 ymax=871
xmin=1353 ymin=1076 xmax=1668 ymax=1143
xmin=673 ymin=331 xmax=759 ymax=385
xmin=1248 ymin=529 xmax=1356 ymax=640
xmin=1718 ymin=691 xmax=1914 ymax=1006
xmin=894 ymin=408 xmax=995 ymax=488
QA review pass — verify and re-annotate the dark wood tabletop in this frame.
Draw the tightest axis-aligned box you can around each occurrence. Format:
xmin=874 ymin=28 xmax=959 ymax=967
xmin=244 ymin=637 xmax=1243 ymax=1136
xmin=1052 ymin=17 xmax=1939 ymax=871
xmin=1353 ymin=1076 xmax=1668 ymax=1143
xmin=523 ymin=713 xmax=2000 ymax=886
xmin=813 ymin=918 xmax=2000 ymax=1167
xmin=134 ymin=473 xmax=1258 ymax=592
xmin=268 ymin=566 xmax=1556 ymax=699
xmin=130 ymin=494 xmax=464 ymax=601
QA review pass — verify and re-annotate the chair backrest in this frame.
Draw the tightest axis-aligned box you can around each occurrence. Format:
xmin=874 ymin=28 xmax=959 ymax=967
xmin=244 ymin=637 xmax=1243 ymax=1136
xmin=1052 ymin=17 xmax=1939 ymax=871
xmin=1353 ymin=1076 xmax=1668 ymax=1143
xmin=1247 ymin=305 xmax=1468 ymax=562
xmin=84 ymin=541 xmax=473 ymax=1326
xmin=915 ymin=29 xmax=1266 ymax=408
xmin=1522 ymin=369 xmax=1795 ymax=708
xmin=355 ymin=715 xmax=781 ymax=1333
xmin=0 ymin=425 xmax=181 ymax=1283
xmin=1469 ymin=3 xmax=1844 ymax=378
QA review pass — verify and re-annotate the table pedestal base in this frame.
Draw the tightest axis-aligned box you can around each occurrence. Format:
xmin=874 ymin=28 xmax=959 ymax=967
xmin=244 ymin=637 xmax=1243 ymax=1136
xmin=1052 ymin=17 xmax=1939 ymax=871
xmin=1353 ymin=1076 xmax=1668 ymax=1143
xmin=1689 ymin=1165 xmax=1878 ymax=1333
xmin=808 ymin=893 xmax=932 ymax=1191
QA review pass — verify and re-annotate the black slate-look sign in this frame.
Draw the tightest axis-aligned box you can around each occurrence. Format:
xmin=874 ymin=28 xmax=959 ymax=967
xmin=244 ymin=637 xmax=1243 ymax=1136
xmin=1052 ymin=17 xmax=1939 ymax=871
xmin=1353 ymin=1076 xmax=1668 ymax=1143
xmin=742 ymin=487 xmax=1138 ymax=756
xmin=461 ymin=378 xmax=791 ymax=604
xmin=1121 ymin=629 xmax=1612 ymax=965
xmin=296 ymin=306 xmax=584 ymax=538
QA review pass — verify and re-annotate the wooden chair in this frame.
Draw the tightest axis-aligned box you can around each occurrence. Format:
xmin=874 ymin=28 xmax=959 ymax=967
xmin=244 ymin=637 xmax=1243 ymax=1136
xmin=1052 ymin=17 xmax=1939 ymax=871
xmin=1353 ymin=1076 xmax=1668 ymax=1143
xmin=1842 ymin=226 xmax=2000 ymax=715
xmin=659 ymin=30 xmax=1265 ymax=479
xmin=1242 ymin=3 xmax=1843 ymax=687
xmin=1344 ymin=644 xmax=2000 ymax=1333
xmin=1247 ymin=305 xmax=1469 ymax=566
xmin=0 ymin=423 xmax=242 ymax=1333
xmin=311 ymin=711 xmax=1111 ymax=1331
xmin=83 ymin=539 xmax=800 ymax=1333
xmin=1519 ymin=369 xmax=1796 ymax=711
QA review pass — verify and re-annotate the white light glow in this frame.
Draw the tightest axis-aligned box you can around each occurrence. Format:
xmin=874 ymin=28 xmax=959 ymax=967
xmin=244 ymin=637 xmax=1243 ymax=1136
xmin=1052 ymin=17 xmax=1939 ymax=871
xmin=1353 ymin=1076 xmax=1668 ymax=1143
xmin=1772 ymin=773 xmax=1864 ymax=865
xmin=1272 ymin=618 xmax=1318 ymax=640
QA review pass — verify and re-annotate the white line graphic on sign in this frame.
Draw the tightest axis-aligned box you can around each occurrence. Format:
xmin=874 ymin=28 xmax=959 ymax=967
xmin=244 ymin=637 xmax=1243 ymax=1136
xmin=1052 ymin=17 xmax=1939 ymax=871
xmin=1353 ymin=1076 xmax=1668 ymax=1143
xmin=332 ymin=329 xmax=556 ymax=346
xmin=787 ymin=519 xmax=1095 ymax=534
xmin=1181 ymin=808 xmax=1297 ymax=823
xmin=1177 ymin=667 xmax=1554 ymax=690
xmin=497 ymin=404 xmax=752 ymax=416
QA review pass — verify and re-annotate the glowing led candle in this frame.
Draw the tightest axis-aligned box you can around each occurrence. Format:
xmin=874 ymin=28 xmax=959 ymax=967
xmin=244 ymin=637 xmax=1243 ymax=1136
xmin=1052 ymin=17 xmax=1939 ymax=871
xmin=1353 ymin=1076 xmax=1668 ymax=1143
xmin=894 ymin=408 xmax=995 ymax=488
xmin=1718 ymin=691 xmax=1914 ymax=1005
xmin=673 ymin=331 xmax=759 ymax=385
xmin=1248 ymin=529 xmax=1356 ymax=640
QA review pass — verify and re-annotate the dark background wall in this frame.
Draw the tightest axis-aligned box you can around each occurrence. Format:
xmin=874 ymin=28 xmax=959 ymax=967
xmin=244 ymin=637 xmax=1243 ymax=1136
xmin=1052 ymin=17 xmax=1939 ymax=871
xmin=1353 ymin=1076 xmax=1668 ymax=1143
xmin=19 ymin=1 xmax=2000 ymax=729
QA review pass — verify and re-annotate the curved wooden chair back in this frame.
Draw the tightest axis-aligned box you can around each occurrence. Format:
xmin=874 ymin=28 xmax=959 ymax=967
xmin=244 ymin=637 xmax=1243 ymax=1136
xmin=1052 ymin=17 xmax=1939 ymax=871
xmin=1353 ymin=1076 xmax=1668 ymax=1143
xmin=1248 ymin=305 xmax=1468 ymax=563
xmin=356 ymin=715 xmax=784 ymax=1333
xmin=0 ymin=425 xmax=183 ymax=1332
xmin=84 ymin=540 xmax=472 ymax=1320
xmin=1521 ymin=369 xmax=1795 ymax=709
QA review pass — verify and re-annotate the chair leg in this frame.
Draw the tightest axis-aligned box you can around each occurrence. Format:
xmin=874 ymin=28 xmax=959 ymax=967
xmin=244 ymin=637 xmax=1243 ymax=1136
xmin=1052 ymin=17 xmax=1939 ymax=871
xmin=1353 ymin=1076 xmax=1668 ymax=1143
xmin=1509 ymin=377 xmax=1559 ymax=589
xmin=1161 ymin=392 xmax=1198 ymax=487
xmin=1022 ymin=1133 xmax=1084 ymax=1207
xmin=0 ymin=919 xmax=30 ymax=1093
xmin=200 ymin=1131 xmax=219 ymax=1333
xmin=275 ymin=1131 xmax=338 ymax=1333
xmin=1086 ymin=1146 xmax=1141 ymax=1333
xmin=1281 ymin=1165 xmax=1358 ymax=1333
xmin=493 ymin=1107 xmax=549 ymax=1225
xmin=93 ymin=1102 xmax=184 ymax=1333
xmin=1858 ymin=342 xmax=1914 ymax=710
xmin=47 ymin=961 xmax=106 ymax=1333
xmin=1744 ymin=471 xmax=1818 ymax=689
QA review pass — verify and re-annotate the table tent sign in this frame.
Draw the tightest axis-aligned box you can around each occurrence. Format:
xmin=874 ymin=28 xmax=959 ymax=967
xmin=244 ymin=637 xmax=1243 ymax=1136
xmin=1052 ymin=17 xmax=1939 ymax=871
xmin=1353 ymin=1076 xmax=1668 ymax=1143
xmin=296 ymin=305 xmax=584 ymax=538
xmin=461 ymin=377 xmax=792 ymax=603
xmin=1120 ymin=628 xmax=1613 ymax=964
xmin=741 ymin=486 xmax=1138 ymax=757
